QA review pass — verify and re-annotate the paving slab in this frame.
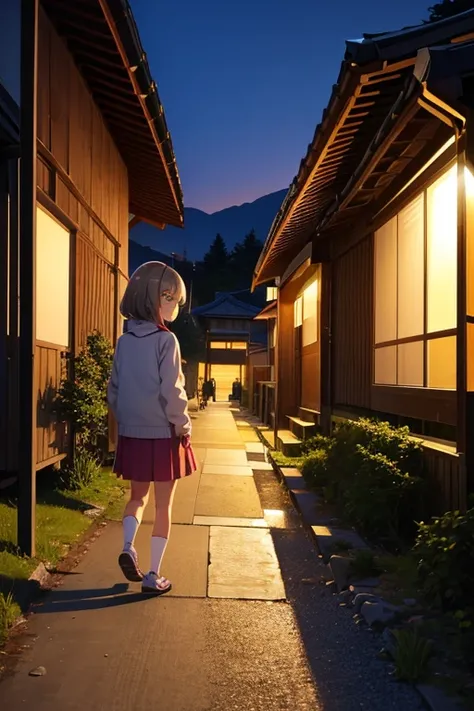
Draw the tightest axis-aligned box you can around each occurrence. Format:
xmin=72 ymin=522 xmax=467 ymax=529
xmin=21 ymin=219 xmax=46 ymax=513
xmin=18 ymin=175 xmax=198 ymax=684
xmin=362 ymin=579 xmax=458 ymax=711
xmin=195 ymin=473 xmax=262 ymax=518
xmin=208 ymin=526 xmax=286 ymax=600
xmin=171 ymin=468 xmax=203 ymax=524
xmin=311 ymin=526 xmax=369 ymax=560
xmin=193 ymin=515 xmax=267 ymax=528
xmin=204 ymin=448 xmax=248 ymax=466
xmin=239 ymin=431 xmax=261 ymax=442
xmin=202 ymin=464 xmax=253 ymax=477
xmin=291 ymin=491 xmax=321 ymax=526
xmin=248 ymin=460 xmax=274 ymax=470
xmin=135 ymin=522 xmax=209 ymax=598
xmin=245 ymin=442 xmax=265 ymax=453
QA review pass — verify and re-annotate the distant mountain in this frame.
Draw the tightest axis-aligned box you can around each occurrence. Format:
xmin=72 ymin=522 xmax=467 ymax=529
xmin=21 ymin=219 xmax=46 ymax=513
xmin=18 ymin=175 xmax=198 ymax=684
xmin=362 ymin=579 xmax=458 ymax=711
xmin=130 ymin=189 xmax=287 ymax=261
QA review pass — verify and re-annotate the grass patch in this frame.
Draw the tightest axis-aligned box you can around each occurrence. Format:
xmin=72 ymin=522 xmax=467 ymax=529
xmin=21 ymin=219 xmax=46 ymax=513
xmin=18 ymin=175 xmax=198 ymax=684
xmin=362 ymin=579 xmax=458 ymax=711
xmin=271 ymin=451 xmax=304 ymax=469
xmin=0 ymin=591 xmax=21 ymax=644
xmin=0 ymin=467 xmax=127 ymax=595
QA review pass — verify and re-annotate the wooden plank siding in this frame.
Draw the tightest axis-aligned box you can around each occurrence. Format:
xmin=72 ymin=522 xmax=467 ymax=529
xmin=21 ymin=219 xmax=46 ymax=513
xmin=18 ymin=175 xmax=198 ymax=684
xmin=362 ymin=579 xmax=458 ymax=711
xmin=422 ymin=447 xmax=466 ymax=514
xmin=331 ymin=236 xmax=373 ymax=410
xmin=37 ymin=7 xmax=128 ymax=263
xmin=32 ymin=11 xmax=127 ymax=469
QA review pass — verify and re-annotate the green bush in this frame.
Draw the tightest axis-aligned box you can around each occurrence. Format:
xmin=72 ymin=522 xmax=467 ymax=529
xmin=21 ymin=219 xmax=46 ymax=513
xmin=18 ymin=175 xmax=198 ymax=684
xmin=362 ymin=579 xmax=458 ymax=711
xmin=301 ymin=449 xmax=330 ymax=489
xmin=56 ymin=331 xmax=113 ymax=456
xmin=330 ymin=419 xmax=423 ymax=485
xmin=414 ymin=508 xmax=474 ymax=613
xmin=300 ymin=433 xmax=334 ymax=456
xmin=349 ymin=549 xmax=381 ymax=579
xmin=343 ymin=446 xmax=422 ymax=543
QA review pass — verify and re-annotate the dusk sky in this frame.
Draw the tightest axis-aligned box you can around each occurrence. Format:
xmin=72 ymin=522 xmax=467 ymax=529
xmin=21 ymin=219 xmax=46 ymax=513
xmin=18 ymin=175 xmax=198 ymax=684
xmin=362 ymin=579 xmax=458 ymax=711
xmin=131 ymin=0 xmax=434 ymax=214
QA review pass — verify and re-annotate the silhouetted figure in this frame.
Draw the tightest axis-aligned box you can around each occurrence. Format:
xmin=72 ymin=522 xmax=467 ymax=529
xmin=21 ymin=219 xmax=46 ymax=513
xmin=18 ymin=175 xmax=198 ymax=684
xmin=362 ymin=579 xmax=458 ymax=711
xmin=210 ymin=378 xmax=216 ymax=402
xmin=232 ymin=378 xmax=242 ymax=402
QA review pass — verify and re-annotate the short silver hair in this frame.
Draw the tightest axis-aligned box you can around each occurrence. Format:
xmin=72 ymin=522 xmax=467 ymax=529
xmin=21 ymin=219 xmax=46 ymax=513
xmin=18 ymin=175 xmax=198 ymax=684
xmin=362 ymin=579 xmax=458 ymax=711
xmin=120 ymin=261 xmax=186 ymax=323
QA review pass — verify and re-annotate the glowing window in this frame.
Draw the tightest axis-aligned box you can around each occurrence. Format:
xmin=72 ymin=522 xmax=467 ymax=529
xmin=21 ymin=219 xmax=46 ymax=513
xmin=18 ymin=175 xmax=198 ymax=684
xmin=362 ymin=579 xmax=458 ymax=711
xmin=294 ymin=296 xmax=303 ymax=328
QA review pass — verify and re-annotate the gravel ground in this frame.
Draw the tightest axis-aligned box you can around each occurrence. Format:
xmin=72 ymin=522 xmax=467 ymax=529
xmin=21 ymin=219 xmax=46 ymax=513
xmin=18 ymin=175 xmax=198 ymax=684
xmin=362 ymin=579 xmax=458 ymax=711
xmin=253 ymin=467 xmax=424 ymax=711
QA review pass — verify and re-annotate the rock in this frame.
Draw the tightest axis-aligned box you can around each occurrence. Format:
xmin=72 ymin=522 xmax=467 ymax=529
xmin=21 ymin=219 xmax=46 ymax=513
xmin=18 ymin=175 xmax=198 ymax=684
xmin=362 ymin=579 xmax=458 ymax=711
xmin=416 ymin=684 xmax=465 ymax=711
xmin=381 ymin=627 xmax=397 ymax=657
xmin=83 ymin=505 xmax=105 ymax=518
xmin=353 ymin=592 xmax=382 ymax=614
xmin=361 ymin=600 xmax=401 ymax=627
xmin=350 ymin=585 xmax=381 ymax=596
xmin=329 ymin=555 xmax=352 ymax=591
xmin=403 ymin=598 xmax=417 ymax=607
xmin=337 ymin=589 xmax=353 ymax=605
xmin=29 ymin=666 xmax=46 ymax=677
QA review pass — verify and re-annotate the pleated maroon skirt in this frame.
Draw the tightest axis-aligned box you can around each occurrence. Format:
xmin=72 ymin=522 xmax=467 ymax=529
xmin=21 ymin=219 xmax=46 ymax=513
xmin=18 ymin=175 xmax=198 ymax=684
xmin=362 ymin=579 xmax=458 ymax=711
xmin=113 ymin=435 xmax=197 ymax=482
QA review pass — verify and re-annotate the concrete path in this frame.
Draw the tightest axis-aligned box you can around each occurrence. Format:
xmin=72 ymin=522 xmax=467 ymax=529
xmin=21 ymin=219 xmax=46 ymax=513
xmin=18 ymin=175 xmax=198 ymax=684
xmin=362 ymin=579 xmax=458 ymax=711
xmin=0 ymin=403 xmax=318 ymax=710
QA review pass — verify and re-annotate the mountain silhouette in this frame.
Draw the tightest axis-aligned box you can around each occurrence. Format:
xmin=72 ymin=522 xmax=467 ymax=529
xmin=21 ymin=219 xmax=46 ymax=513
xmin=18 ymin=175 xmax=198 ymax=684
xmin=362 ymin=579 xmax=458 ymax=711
xmin=130 ymin=189 xmax=287 ymax=261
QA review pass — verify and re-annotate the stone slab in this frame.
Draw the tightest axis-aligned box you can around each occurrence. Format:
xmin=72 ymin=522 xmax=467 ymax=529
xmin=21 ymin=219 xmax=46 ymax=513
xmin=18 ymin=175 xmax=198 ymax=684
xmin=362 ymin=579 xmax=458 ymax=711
xmin=193 ymin=516 xmax=267 ymax=528
xmin=247 ymin=460 xmax=273 ymax=471
xmin=171 ymin=468 xmax=202 ymax=524
xmin=311 ymin=526 xmax=369 ymax=559
xmin=291 ymin=491 xmax=321 ymax=526
xmin=208 ymin=526 xmax=286 ymax=600
xmin=202 ymin=464 xmax=253 ymax=477
xmin=245 ymin=442 xmax=265 ymax=453
xmin=195 ymin=474 xmax=262 ymax=518
xmin=135 ymin=523 xmax=209 ymax=598
xmin=204 ymin=449 xmax=248 ymax=466
xmin=283 ymin=475 xmax=307 ymax=490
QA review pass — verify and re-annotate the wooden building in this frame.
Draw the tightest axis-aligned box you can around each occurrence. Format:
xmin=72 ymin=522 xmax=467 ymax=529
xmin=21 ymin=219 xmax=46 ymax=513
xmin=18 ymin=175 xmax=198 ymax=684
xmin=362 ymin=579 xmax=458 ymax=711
xmin=0 ymin=2 xmax=183 ymax=487
xmin=192 ymin=292 xmax=266 ymax=402
xmin=252 ymin=11 xmax=474 ymax=514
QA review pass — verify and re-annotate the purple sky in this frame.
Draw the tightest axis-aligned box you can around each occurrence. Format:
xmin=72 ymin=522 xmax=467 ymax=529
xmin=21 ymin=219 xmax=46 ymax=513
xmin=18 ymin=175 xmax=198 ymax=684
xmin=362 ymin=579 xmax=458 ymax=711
xmin=131 ymin=0 xmax=433 ymax=213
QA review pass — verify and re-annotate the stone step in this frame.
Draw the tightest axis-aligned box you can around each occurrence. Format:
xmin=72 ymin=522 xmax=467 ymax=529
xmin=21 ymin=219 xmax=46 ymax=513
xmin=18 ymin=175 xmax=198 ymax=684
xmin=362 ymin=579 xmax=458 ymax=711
xmin=298 ymin=406 xmax=320 ymax=424
xmin=286 ymin=415 xmax=318 ymax=440
xmin=277 ymin=429 xmax=302 ymax=457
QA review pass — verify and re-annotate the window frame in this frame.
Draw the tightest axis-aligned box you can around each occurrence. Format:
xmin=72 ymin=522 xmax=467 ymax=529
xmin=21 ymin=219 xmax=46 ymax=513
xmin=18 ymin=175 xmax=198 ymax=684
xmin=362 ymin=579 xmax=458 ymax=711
xmin=373 ymin=164 xmax=457 ymax=390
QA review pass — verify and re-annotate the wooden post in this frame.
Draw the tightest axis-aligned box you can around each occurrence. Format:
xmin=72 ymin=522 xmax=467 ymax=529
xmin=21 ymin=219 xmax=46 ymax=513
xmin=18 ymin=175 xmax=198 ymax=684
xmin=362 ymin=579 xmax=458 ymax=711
xmin=320 ymin=261 xmax=332 ymax=435
xmin=461 ymin=117 xmax=474 ymax=500
xmin=18 ymin=0 xmax=38 ymax=556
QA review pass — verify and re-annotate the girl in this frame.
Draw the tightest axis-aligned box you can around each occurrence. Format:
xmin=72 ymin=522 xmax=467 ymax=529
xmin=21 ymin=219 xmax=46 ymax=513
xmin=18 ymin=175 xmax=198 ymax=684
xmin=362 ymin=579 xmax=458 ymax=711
xmin=107 ymin=261 xmax=196 ymax=596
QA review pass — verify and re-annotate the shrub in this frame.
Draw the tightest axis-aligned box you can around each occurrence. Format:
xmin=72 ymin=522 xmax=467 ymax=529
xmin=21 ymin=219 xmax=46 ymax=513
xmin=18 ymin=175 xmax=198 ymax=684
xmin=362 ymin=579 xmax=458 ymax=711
xmin=300 ymin=433 xmax=333 ymax=456
xmin=391 ymin=628 xmax=433 ymax=682
xmin=343 ymin=446 xmax=422 ymax=543
xmin=56 ymin=331 xmax=113 ymax=456
xmin=414 ymin=508 xmax=474 ymax=613
xmin=301 ymin=449 xmax=330 ymax=489
xmin=60 ymin=447 xmax=102 ymax=491
xmin=329 ymin=419 xmax=423 ymax=484
xmin=350 ymin=549 xmax=381 ymax=579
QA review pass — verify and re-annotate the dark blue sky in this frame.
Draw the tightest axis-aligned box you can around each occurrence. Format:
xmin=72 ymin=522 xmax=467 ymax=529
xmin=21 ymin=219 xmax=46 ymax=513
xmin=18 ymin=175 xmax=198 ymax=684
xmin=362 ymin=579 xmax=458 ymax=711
xmin=131 ymin=0 xmax=432 ymax=213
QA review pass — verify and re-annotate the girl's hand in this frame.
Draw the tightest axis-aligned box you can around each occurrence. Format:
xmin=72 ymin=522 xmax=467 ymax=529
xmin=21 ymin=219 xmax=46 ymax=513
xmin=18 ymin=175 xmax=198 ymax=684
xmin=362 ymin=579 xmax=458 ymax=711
xmin=181 ymin=434 xmax=191 ymax=449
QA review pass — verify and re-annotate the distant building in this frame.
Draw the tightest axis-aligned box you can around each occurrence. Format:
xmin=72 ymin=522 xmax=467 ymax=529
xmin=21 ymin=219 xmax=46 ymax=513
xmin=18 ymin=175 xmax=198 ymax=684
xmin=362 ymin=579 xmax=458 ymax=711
xmin=192 ymin=292 xmax=266 ymax=402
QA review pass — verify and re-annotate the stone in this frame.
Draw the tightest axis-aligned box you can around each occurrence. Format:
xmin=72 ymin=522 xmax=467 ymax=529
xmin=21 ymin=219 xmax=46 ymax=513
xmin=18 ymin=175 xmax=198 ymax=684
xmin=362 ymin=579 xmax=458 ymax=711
xmin=353 ymin=592 xmax=382 ymax=614
xmin=29 ymin=666 xmax=46 ymax=677
xmin=360 ymin=600 xmax=401 ymax=627
xmin=403 ymin=598 xmax=417 ymax=607
xmin=337 ymin=589 xmax=353 ymax=605
xmin=416 ymin=684 xmax=465 ymax=711
xmin=381 ymin=627 xmax=397 ymax=657
xmin=329 ymin=555 xmax=352 ymax=592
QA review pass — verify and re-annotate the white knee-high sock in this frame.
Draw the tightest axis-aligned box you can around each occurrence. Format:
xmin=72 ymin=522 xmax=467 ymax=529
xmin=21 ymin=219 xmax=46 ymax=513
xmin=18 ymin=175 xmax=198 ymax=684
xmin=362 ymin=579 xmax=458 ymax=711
xmin=123 ymin=516 xmax=139 ymax=549
xmin=150 ymin=536 xmax=168 ymax=575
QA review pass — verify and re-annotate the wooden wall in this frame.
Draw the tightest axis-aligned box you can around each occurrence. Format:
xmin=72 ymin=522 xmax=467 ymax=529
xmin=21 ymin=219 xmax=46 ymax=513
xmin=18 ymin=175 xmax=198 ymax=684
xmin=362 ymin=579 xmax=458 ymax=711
xmin=331 ymin=236 xmax=373 ymax=410
xmin=37 ymin=7 xmax=129 ymax=275
xmin=32 ymin=11 xmax=128 ymax=469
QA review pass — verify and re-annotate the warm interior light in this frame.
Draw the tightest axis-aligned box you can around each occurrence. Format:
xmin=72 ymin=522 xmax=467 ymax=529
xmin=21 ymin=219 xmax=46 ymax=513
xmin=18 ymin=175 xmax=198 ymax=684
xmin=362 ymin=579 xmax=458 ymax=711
xmin=266 ymin=286 xmax=277 ymax=301
xmin=294 ymin=296 xmax=303 ymax=327
xmin=302 ymin=280 xmax=318 ymax=346
xmin=426 ymin=165 xmax=457 ymax=333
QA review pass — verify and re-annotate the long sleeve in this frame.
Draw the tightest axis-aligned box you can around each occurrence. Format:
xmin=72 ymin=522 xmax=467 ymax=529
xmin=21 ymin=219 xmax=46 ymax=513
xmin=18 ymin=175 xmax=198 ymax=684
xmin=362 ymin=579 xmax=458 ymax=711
xmin=158 ymin=332 xmax=191 ymax=437
xmin=107 ymin=340 xmax=120 ymax=418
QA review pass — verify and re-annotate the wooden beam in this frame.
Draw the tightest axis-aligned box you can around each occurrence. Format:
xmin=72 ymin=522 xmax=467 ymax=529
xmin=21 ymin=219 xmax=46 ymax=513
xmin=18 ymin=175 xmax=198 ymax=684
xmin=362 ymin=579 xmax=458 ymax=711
xmin=18 ymin=0 xmax=38 ymax=557
xmin=98 ymin=0 xmax=183 ymax=222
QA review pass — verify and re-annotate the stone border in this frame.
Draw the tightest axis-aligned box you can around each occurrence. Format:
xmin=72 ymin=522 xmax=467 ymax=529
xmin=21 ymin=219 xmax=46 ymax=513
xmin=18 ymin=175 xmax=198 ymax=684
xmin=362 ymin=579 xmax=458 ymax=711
xmin=252 ymin=424 xmax=467 ymax=711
